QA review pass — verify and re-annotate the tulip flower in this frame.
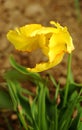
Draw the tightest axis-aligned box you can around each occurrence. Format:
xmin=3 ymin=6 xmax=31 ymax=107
xmin=7 ymin=21 xmax=74 ymax=72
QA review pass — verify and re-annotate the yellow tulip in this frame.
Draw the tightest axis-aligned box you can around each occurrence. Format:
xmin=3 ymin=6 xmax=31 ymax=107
xmin=7 ymin=21 xmax=74 ymax=72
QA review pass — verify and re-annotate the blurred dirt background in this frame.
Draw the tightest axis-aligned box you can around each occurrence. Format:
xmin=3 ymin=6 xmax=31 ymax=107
xmin=0 ymin=0 xmax=82 ymax=129
xmin=0 ymin=0 xmax=82 ymax=84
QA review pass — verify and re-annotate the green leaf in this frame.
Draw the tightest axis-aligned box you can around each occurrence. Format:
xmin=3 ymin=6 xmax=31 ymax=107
xmin=48 ymin=73 xmax=58 ymax=88
xmin=69 ymin=113 xmax=80 ymax=130
xmin=37 ymin=83 xmax=48 ymax=130
xmin=68 ymin=82 xmax=82 ymax=97
xmin=7 ymin=80 xmax=19 ymax=110
xmin=0 ymin=89 xmax=13 ymax=110
xmin=17 ymin=92 xmax=33 ymax=124
xmin=59 ymin=91 xmax=79 ymax=130
xmin=46 ymin=84 xmax=59 ymax=130
xmin=9 ymin=55 xmax=42 ymax=84
xmin=4 ymin=69 xmax=29 ymax=82
xmin=30 ymin=97 xmax=39 ymax=130
xmin=7 ymin=80 xmax=33 ymax=123
xmin=49 ymin=105 xmax=58 ymax=130
xmin=77 ymin=108 xmax=82 ymax=130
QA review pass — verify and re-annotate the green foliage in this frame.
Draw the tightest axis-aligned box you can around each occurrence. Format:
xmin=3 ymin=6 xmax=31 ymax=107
xmin=0 ymin=89 xmax=13 ymax=110
xmin=0 ymin=55 xmax=82 ymax=130
xmin=74 ymin=0 xmax=81 ymax=23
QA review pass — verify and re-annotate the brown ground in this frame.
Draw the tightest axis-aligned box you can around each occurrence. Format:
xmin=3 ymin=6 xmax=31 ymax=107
xmin=0 ymin=0 xmax=82 ymax=129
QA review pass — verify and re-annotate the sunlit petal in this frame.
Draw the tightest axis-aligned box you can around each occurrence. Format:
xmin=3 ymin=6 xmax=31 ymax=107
xmin=7 ymin=21 xmax=74 ymax=72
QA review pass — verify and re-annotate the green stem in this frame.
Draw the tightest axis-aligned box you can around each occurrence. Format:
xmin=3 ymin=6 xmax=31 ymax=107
xmin=55 ymin=105 xmax=58 ymax=130
xmin=74 ymin=0 xmax=81 ymax=23
xmin=63 ymin=54 xmax=72 ymax=107
xmin=17 ymin=112 xmax=28 ymax=130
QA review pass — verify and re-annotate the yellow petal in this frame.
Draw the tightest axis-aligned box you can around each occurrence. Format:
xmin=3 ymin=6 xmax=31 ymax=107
xmin=7 ymin=24 xmax=42 ymax=52
xmin=38 ymin=34 xmax=49 ymax=56
xmin=31 ymin=27 xmax=58 ymax=36
xmin=7 ymin=30 xmax=40 ymax=52
xmin=7 ymin=21 xmax=74 ymax=72
xmin=49 ymin=29 xmax=74 ymax=53
xmin=19 ymin=24 xmax=42 ymax=37
xmin=49 ymin=45 xmax=66 ymax=63
xmin=50 ymin=21 xmax=63 ymax=29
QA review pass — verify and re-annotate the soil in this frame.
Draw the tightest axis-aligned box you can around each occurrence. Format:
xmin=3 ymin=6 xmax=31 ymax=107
xmin=0 ymin=0 xmax=82 ymax=129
